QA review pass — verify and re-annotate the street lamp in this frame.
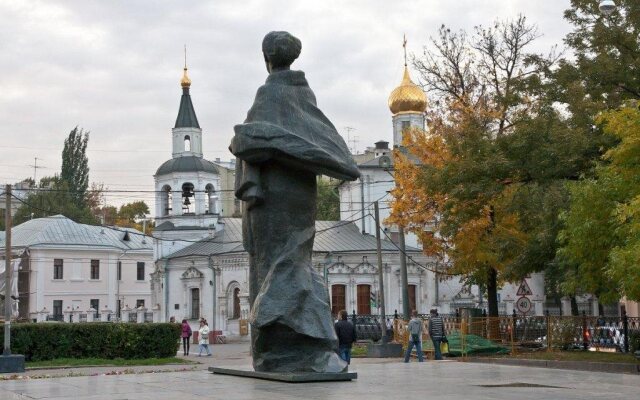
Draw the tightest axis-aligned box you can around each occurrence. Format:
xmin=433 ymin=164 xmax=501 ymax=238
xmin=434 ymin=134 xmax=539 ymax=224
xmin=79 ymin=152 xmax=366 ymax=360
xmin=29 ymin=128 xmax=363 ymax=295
xmin=599 ymin=0 xmax=616 ymax=16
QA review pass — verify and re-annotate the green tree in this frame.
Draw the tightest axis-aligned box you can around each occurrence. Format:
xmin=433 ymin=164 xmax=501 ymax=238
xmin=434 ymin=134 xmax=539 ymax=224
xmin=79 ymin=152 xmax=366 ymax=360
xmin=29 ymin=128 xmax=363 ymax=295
xmin=390 ymin=16 xmax=567 ymax=317
xmin=13 ymin=176 xmax=97 ymax=226
xmin=61 ymin=127 xmax=90 ymax=208
xmin=316 ymin=178 xmax=340 ymax=220
xmin=558 ymin=105 xmax=640 ymax=302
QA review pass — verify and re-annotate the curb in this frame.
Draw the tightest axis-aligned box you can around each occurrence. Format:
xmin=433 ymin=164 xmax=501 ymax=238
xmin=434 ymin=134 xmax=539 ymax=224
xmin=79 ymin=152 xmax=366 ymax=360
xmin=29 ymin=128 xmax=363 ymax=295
xmin=466 ymin=357 xmax=640 ymax=374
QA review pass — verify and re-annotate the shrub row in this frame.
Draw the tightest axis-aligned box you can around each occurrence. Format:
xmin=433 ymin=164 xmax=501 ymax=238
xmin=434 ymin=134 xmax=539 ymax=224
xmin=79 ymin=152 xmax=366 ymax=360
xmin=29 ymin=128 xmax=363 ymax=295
xmin=0 ymin=323 xmax=181 ymax=361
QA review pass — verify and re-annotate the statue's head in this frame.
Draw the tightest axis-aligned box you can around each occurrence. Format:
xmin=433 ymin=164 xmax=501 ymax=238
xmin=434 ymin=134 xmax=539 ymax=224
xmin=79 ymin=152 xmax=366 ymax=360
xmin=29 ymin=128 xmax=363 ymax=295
xmin=262 ymin=31 xmax=301 ymax=73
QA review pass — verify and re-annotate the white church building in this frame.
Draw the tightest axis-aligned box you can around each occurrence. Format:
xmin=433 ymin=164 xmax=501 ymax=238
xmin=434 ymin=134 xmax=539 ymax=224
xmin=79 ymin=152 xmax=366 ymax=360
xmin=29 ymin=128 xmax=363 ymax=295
xmin=151 ymin=59 xmax=560 ymax=339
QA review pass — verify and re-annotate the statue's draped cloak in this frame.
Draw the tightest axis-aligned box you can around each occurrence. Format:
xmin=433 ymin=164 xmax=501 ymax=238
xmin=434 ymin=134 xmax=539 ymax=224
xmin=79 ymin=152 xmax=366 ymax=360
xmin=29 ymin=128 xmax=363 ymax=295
xmin=231 ymin=70 xmax=360 ymax=199
xmin=230 ymin=70 xmax=358 ymax=372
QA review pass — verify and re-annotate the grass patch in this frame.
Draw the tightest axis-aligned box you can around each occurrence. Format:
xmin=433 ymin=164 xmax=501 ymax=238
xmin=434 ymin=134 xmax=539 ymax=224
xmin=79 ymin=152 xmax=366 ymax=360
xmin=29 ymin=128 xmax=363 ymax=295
xmin=351 ymin=344 xmax=368 ymax=357
xmin=26 ymin=357 xmax=191 ymax=369
xmin=502 ymin=351 xmax=639 ymax=364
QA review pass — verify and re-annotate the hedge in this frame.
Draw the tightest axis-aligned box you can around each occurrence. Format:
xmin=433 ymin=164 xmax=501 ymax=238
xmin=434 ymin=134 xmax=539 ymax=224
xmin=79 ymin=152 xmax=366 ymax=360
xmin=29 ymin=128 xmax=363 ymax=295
xmin=0 ymin=323 xmax=181 ymax=361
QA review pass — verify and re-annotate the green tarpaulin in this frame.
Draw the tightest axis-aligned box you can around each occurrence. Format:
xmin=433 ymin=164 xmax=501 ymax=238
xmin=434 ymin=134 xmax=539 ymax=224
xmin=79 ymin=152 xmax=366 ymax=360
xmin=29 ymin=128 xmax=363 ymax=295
xmin=423 ymin=331 xmax=510 ymax=356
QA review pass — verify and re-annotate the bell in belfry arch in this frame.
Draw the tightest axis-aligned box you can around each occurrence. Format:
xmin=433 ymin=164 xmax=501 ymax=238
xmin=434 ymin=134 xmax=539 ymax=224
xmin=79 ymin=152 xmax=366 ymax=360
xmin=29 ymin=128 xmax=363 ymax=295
xmin=183 ymin=196 xmax=191 ymax=206
xmin=599 ymin=0 xmax=616 ymax=16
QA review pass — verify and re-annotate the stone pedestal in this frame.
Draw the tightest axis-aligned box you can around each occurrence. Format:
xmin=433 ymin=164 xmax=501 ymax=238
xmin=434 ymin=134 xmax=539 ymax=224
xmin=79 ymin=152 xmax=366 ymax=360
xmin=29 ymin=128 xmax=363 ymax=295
xmin=152 ymin=304 xmax=161 ymax=323
xmin=367 ymin=342 xmax=403 ymax=358
xmin=101 ymin=307 xmax=112 ymax=322
xmin=137 ymin=307 xmax=147 ymax=323
xmin=561 ymin=297 xmax=572 ymax=316
xmin=72 ymin=308 xmax=81 ymax=323
xmin=64 ymin=308 xmax=73 ymax=323
xmin=121 ymin=306 xmax=132 ymax=323
xmin=87 ymin=308 xmax=96 ymax=322
xmin=0 ymin=354 xmax=25 ymax=373
xmin=209 ymin=366 xmax=357 ymax=382
xmin=37 ymin=308 xmax=50 ymax=322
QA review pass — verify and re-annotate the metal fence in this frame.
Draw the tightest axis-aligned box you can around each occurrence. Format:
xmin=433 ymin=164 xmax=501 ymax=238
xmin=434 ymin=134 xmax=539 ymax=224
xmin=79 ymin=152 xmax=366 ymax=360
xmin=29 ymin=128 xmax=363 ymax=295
xmin=393 ymin=312 xmax=640 ymax=355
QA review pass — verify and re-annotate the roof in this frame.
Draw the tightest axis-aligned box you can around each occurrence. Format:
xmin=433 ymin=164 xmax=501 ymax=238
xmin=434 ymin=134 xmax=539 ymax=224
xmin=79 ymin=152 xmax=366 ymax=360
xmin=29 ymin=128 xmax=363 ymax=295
xmin=155 ymin=155 xmax=219 ymax=176
xmin=359 ymin=155 xmax=394 ymax=169
xmin=164 ymin=218 xmax=420 ymax=259
xmin=154 ymin=221 xmax=211 ymax=232
xmin=175 ymin=87 xmax=200 ymax=128
xmin=0 ymin=215 xmax=152 ymax=251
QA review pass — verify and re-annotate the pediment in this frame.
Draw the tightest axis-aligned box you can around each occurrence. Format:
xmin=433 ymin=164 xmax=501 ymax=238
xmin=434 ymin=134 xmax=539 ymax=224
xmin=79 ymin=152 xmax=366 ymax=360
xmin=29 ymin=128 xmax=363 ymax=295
xmin=181 ymin=266 xmax=204 ymax=280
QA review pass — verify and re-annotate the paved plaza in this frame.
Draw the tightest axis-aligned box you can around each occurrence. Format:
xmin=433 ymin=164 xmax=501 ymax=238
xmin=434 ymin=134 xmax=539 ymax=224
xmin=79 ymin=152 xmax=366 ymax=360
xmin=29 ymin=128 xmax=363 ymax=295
xmin=0 ymin=344 xmax=638 ymax=400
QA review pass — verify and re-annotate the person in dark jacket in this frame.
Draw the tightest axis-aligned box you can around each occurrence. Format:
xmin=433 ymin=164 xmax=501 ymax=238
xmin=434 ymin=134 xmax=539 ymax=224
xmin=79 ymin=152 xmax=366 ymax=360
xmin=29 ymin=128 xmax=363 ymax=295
xmin=428 ymin=308 xmax=445 ymax=360
xmin=181 ymin=319 xmax=192 ymax=356
xmin=334 ymin=310 xmax=357 ymax=364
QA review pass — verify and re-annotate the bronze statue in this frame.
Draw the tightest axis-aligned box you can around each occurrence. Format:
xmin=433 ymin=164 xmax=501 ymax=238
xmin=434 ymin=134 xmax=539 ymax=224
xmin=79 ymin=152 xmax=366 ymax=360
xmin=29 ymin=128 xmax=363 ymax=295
xmin=230 ymin=31 xmax=359 ymax=373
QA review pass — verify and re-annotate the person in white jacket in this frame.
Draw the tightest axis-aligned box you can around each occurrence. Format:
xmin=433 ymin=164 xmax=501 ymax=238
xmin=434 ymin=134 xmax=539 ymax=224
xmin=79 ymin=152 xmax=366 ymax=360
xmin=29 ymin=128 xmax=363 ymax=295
xmin=198 ymin=320 xmax=212 ymax=356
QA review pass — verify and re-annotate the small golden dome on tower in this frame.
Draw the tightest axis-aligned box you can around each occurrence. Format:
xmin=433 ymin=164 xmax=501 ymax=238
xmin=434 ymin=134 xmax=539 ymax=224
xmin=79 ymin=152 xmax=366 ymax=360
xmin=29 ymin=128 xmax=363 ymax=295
xmin=181 ymin=67 xmax=191 ymax=88
xmin=388 ymin=66 xmax=427 ymax=115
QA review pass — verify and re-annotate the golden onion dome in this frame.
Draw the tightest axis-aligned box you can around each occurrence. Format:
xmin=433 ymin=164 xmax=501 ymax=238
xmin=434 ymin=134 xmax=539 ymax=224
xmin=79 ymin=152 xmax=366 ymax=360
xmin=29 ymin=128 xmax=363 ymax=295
xmin=388 ymin=66 xmax=427 ymax=115
xmin=181 ymin=67 xmax=191 ymax=88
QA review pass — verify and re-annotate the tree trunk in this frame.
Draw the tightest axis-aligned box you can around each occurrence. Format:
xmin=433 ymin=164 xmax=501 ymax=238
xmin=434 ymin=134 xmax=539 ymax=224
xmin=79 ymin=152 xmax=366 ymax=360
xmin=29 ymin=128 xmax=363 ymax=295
xmin=486 ymin=267 xmax=499 ymax=317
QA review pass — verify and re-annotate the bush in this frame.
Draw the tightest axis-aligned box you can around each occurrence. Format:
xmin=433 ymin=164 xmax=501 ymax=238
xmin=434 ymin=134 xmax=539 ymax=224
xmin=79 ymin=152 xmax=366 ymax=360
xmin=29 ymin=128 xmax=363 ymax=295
xmin=0 ymin=323 xmax=181 ymax=361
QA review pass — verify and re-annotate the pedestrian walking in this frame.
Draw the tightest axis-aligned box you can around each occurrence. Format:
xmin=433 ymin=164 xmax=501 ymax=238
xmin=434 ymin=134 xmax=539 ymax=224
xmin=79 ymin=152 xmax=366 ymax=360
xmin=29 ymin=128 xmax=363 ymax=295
xmin=181 ymin=319 xmax=192 ymax=356
xmin=334 ymin=310 xmax=357 ymax=364
xmin=403 ymin=310 xmax=424 ymax=362
xmin=429 ymin=308 xmax=445 ymax=360
xmin=198 ymin=320 xmax=212 ymax=356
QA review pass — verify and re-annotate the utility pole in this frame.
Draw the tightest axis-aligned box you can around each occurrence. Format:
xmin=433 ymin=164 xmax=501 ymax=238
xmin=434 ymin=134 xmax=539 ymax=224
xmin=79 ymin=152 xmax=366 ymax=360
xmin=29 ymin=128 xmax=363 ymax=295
xmin=360 ymin=178 xmax=366 ymax=234
xmin=4 ymin=185 xmax=11 ymax=356
xmin=1 ymin=184 xmax=24 ymax=372
xmin=374 ymin=201 xmax=386 ymax=342
xmin=398 ymin=226 xmax=410 ymax=319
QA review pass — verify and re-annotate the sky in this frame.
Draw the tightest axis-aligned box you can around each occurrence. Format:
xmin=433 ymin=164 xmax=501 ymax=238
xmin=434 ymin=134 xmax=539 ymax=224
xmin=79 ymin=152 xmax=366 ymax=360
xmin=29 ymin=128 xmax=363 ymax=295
xmin=0 ymin=0 xmax=575 ymax=212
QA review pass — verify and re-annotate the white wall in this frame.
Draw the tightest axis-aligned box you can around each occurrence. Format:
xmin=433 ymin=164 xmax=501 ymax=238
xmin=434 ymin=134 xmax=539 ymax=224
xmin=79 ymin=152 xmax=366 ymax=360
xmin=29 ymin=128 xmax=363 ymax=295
xmin=28 ymin=247 xmax=153 ymax=320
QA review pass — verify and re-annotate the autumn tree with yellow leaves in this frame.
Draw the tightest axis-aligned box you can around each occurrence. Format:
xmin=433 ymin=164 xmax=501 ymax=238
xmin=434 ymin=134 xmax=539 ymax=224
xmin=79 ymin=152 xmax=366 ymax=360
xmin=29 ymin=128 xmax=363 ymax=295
xmin=388 ymin=16 xmax=587 ymax=316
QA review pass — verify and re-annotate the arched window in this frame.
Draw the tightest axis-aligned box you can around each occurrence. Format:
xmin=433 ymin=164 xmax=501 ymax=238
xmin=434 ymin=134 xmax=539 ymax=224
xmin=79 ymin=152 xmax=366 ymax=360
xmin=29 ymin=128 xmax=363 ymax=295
xmin=205 ymin=184 xmax=217 ymax=214
xmin=181 ymin=182 xmax=195 ymax=214
xmin=232 ymin=287 xmax=240 ymax=320
xmin=184 ymin=135 xmax=191 ymax=152
xmin=161 ymin=185 xmax=172 ymax=216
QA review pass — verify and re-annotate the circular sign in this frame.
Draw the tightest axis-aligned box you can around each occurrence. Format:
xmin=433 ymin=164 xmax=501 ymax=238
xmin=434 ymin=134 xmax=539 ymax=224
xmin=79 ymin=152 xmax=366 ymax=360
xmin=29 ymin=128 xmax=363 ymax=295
xmin=516 ymin=296 xmax=532 ymax=314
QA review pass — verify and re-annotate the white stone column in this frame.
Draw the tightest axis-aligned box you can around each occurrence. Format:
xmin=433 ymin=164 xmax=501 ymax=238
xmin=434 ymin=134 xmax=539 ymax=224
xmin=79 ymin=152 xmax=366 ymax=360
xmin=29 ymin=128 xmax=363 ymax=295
xmin=152 ymin=304 xmax=161 ymax=322
xmin=561 ymin=297 xmax=572 ymax=316
xmin=592 ymin=297 xmax=600 ymax=316
xmin=72 ymin=307 xmax=82 ymax=323
xmin=101 ymin=307 xmax=112 ymax=322
xmin=121 ymin=305 xmax=132 ymax=323
xmin=64 ymin=307 xmax=73 ymax=323
xmin=37 ymin=307 xmax=50 ymax=322
xmin=137 ymin=307 xmax=147 ymax=323
xmin=87 ymin=308 xmax=96 ymax=322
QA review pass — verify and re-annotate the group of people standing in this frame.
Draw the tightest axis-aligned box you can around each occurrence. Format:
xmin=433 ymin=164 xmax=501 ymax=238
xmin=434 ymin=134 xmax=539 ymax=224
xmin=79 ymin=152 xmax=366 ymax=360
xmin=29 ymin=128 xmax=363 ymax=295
xmin=404 ymin=309 xmax=446 ymax=362
xmin=334 ymin=308 xmax=446 ymax=365
xmin=180 ymin=318 xmax=212 ymax=357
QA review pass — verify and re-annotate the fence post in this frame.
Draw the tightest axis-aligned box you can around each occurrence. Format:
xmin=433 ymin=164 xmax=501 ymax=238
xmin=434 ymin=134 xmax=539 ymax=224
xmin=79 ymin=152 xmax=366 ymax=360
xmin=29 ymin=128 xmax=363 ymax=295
xmin=582 ymin=311 xmax=588 ymax=351
xmin=546 ymin=310 xmax=551 ymax=352
xmin=510 ymin=315 xmax=515 ymax=355
xmin=622 ymin=310 xmax=629 ymax=353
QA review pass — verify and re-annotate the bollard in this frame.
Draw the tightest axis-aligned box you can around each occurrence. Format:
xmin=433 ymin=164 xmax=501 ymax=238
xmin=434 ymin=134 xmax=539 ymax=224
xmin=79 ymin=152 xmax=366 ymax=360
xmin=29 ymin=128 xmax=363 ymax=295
xmin=546 ymin=310 xmax=551 ymax=352
xmin=623 ymin=310 xmax=629 ymax=353
xmin=582 ymin=311 xmax=588 ymax=351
